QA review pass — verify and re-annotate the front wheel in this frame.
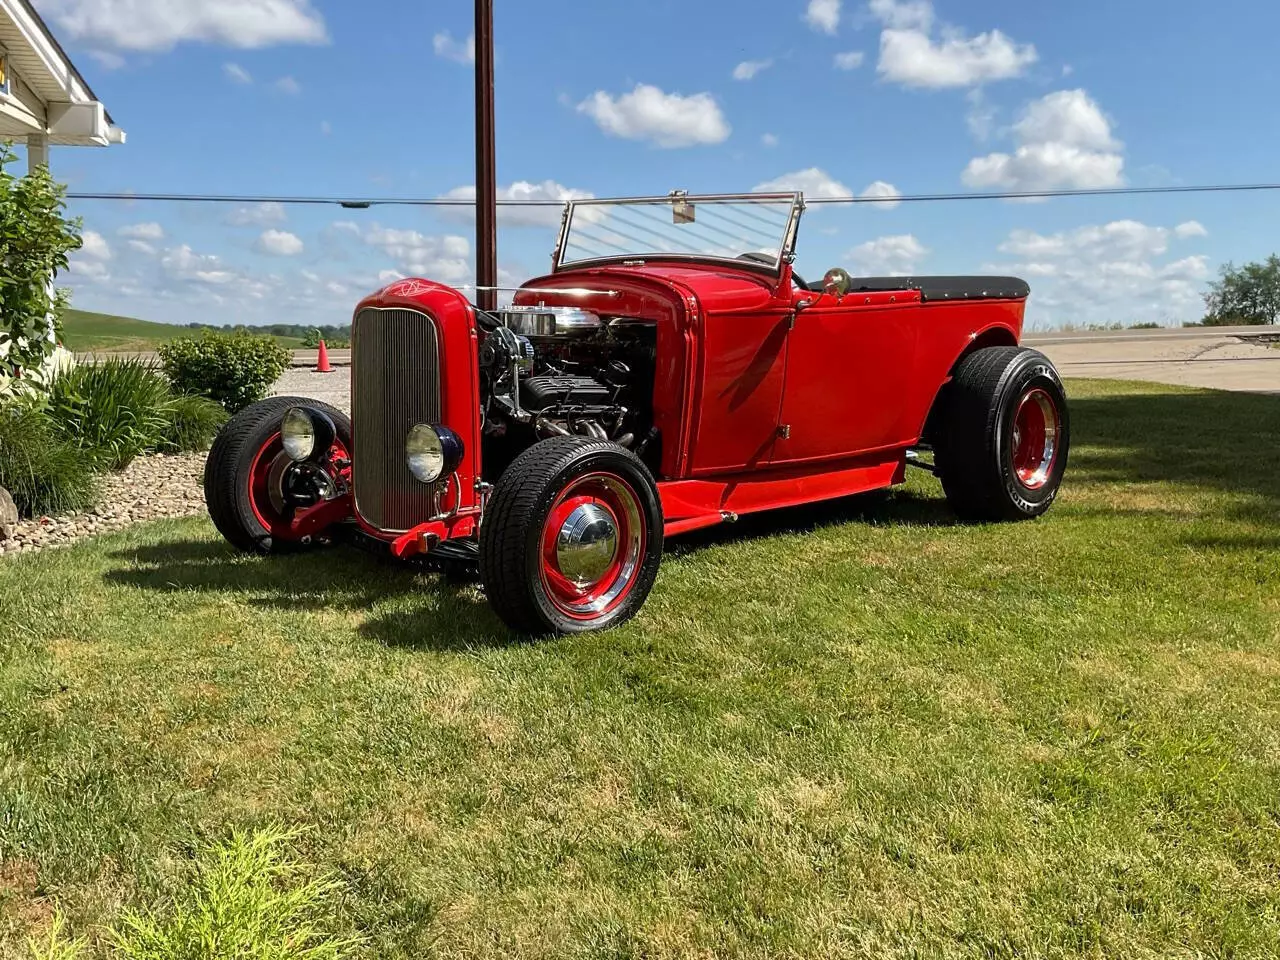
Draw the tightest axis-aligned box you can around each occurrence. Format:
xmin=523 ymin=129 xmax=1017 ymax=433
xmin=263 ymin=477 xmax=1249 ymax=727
xmin=934 ymin=346 xmax=1070 ymax=523
xmin=205 ymin=396 xmax=352 ymax=553
xmin=480 ymin=437 xmax=664 ymax=635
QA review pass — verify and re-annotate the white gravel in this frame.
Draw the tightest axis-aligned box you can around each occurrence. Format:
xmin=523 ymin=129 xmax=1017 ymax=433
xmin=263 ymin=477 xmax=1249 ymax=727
xmin=1 ymin=452 xmax=207 ymax=558
xmin=1 ymin=368 xmax=360 ymax=559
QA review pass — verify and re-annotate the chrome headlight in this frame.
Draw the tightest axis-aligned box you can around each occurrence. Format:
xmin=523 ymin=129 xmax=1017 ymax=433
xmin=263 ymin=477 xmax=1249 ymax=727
xmin=405 ymin=424 xmax=464 ymax=484
xmin=281 ymin=406 xmax=337 ymax=462
xmin=282 ymin=407 xmax=317 ymax=461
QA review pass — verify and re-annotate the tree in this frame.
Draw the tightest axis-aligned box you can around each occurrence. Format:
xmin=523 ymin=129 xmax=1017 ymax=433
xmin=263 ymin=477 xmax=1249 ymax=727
xmin=1203 ymin=255 xmax=1280 ymax=326
xmin=0 ymin=144 xmax=83 ymax=383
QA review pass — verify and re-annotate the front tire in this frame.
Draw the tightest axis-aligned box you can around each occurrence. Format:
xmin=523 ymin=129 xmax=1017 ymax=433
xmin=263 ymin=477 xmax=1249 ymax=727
xmin=480 ymin=437 xmax=664 ymax=635
xmin=934 ymin=347 xmax=1070 ymax=523
xmin=205 ymin=396 xmax=352 ymax=554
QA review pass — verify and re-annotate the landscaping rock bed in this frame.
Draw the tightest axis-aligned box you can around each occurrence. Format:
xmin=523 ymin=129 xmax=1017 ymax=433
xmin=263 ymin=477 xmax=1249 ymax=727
xmin=0 ymin=452 xmax=206 ymax=557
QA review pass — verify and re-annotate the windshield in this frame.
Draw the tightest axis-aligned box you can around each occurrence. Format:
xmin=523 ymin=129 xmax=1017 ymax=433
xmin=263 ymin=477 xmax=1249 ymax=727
xmin=556 ymin=193 xmax=802 ymax=272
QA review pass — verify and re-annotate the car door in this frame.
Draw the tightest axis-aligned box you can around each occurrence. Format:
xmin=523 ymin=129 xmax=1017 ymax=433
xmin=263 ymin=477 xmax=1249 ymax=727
xmin=687 ymin=309 xmax=791 ymax=475
xmin=773 ymin=291 xmax=920 ymax=464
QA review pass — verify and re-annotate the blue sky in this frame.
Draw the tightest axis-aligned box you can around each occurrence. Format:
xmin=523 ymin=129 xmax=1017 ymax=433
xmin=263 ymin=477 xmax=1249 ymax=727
xmin=32 ymin=0 xmax=1280 ymax=330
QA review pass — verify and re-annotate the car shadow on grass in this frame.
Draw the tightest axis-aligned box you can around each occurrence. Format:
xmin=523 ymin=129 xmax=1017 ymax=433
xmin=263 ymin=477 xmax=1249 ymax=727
xmin=1068 ymin=388 xmax=1280 ymax=516
xmin=104 ymin=539 xmax=516 ymax=652
xmin=667 ymin=488 xmax=959 ymax=557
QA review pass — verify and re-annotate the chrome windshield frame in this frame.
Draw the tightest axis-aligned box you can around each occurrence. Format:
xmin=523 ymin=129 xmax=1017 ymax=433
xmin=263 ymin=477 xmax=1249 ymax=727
xmin=552 ymin=192 xmax=805 ymax=274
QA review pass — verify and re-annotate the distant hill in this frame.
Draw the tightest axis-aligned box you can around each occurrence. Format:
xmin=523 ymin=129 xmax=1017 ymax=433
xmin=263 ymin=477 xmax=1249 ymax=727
xmin=59 ymin=309 xmax=312 ymax=352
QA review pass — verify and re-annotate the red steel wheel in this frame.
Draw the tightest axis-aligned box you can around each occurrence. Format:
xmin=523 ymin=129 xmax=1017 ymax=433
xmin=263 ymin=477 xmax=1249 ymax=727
xmin=481 ymin=437 xmax=664 ymax=635
xmin=246 ymin=432 xmax=294 ymax=539
xmin=1010 ymin=387 xmax=1062 ymax=491
xmin=538 ymin=472 xmax=646 ymax=621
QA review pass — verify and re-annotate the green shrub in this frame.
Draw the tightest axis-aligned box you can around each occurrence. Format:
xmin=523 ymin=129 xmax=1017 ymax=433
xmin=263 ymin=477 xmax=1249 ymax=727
xmin=159 ymin=333 xmax=291 ymax=413
xmin=162 ymin=393 xmax=228 ymax=453
xmin=46 ymin=358 xmax=175 ymax=469
xmin=109 ymin=827 xmax=362 ymax=960
xmin=0 ymin=143 xmax=83 ymax=381
xmin=0 ymin=405 xmax=97 ymax=517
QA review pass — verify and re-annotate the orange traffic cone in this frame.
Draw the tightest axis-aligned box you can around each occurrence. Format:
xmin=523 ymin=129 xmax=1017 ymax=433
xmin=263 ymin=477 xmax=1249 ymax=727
xmin=315 ymin=339 xmax=334 ymax=374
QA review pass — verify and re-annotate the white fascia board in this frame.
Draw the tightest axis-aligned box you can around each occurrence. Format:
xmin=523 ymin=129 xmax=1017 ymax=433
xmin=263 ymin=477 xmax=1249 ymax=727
xmin=0 ymin=0 xmax=85 ymax=100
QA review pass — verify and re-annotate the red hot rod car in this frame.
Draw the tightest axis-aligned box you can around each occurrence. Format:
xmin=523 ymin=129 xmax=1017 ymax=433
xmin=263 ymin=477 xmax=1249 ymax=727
xmin=204 ymin=193 xmax=1069 ymax=634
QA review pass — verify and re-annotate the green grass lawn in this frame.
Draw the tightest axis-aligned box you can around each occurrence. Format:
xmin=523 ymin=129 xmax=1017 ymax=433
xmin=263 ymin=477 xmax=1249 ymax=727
xmin=60 ymin=309 xmax=305 ymax=352
xmin=3 ymin=379 xmax=1279 ymax=958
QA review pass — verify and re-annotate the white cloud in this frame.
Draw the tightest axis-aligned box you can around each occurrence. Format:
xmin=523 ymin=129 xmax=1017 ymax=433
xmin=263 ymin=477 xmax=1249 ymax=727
xmin=1013 ymin=90 xmax=1118 ymax=151
xmin=990 ymin=218 xmax=1213 ymax=328
xmin=1000 ymin=221 xmax=1175 ymax=262
xmin=761 ymin=133 xmax=779 ymax=147
xmin=1175 ymin=220 xmax=1208 ymax=239
xmin=117 ymin=222 xmax=165 ymax=241
xmin=88 ymin=49 xmax=126 ymax=69
xmin=432 ymin=31 xmax=475 ymax=64
xmin=39 ymin=0 xmax=328 ymax=52
xmin=126 ymin=240 xmax=157 ymax=256
xmin=753 ymin=169 xmax=899 ymax=211
xmin=226 ymin=202 xmax=288 ymax=227
xmin=963 ymin=90 xmax=1124 ymax=192
xmin=577 ymin=84 xmax=730 ymax=148
xmin=834 ymin=51 xmax=865 ymax=70
xmin=223 ymin=62 xmax=252 ymax=84
xmin=966 ymin=89 xmax=997 ymax=141
xmin=871 ymin=0 xmax=1036 ymax=89
xmin=440 ymin=180 xmax=594 ymax=228
xmin=70 ymin=230 xmax=112 ymax=280
xmin=860 ymin=180 xmax=902 ymax=210
xmin=274 ymin=76 xmax=302 ymax=95
xmin=848 ymin=235 xmax=928 ymax=275
xmin=754 ymin=167 xmax=851 ymax=200
xmin=161 ymin=245 xmax=237 ymax=285
xmin=805 ymin=0 xmax=841 ymax=34
xmin=878 ymin=29 xmax=1037 ymax=88
xmin=256 ymin=230 xmax=304 ymax=256
xmin=869 ymin=0 xmax=933 ymax=30
xmin=733 ymin=59 xmax=773 ymax=81
xmin=79 ymin=231 xmax=112 ymax=260
xmin=337 ymin=222 xmax=472 ymax=283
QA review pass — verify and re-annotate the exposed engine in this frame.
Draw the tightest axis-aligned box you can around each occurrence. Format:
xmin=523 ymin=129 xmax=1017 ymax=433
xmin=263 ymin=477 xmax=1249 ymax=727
xmin=477 ymin=305 xmax=658 ymax=478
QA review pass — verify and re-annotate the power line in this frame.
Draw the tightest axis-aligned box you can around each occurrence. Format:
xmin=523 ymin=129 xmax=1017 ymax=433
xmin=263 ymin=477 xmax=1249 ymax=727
xmin=62 ymin=182 xmax=1280 ymax=209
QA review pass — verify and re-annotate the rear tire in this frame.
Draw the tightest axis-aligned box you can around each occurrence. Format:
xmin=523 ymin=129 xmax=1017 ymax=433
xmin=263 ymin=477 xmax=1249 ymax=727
xmin=205 ymin=396 xmax=352 ymax=554
xmin=934 ymin=347 xmax=1070 ymax=523
xmin=480 ymin=437 xmax=664 ymax=635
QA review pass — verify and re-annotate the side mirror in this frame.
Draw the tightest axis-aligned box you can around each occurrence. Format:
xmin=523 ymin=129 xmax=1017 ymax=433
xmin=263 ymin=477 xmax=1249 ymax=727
xmin=823 ymin=268 xmax=853 ymax=297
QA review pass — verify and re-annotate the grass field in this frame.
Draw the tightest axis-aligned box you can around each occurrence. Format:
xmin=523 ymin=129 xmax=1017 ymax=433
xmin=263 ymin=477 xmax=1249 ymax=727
xmin=60 ymin=309 xmax=305 ymax=352
xmin=2 ymin=379 xmax=1279 ymax=958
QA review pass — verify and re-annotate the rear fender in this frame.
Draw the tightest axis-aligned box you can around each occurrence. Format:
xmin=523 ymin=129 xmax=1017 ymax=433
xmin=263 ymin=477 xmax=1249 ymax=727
xmin=917 ymin=323 xmax=1020 ymax=445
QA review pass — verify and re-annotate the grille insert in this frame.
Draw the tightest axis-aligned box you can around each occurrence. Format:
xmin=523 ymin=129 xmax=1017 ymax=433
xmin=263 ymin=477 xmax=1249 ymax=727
xmin=351 ymin=307 xmax=442 ymax=532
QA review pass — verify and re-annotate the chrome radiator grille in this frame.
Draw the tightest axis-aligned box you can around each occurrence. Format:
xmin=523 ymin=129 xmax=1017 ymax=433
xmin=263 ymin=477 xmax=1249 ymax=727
xmin=351 ymin=307 xmax=443 ymax=532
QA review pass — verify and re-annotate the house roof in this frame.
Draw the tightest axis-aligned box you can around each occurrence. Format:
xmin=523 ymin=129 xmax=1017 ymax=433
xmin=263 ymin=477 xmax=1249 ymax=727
xmin=0 ymin=0 xmax=125 ymax=147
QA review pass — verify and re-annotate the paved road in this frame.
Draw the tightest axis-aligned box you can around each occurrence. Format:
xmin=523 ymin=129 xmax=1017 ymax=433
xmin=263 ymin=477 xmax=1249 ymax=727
xmin=1025 ymin=326 xmax=1279 ymax=393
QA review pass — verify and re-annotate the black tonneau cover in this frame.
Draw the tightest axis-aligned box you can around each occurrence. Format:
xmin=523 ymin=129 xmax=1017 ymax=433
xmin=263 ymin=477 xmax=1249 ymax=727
xmin=808 ymin=276 xmax=1030 ymax=302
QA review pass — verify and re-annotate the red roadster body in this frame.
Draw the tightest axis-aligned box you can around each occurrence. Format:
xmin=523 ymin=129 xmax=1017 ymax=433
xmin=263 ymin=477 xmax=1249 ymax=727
xmin=205 ymin=193 xmax=1068 ymax=634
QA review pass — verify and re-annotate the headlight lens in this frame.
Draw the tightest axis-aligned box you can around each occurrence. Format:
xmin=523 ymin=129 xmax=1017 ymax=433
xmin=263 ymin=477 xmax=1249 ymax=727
xmin=281 ymin=408 xmax=316 ymax=461
xmin=406 ymin=424 xmax=464 ymax=484
xmin=406 ymin=424 xmax=446 ymax=483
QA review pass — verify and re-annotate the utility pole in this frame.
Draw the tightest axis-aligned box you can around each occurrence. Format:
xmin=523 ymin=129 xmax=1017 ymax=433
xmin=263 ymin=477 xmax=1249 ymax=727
xmin=475 ymin=0 xmax=498 ymax=311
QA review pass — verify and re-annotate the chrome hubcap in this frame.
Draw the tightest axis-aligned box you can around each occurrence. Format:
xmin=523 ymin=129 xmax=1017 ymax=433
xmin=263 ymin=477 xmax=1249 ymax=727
xmin=555 ymin=503 xmax=619 ymax=586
